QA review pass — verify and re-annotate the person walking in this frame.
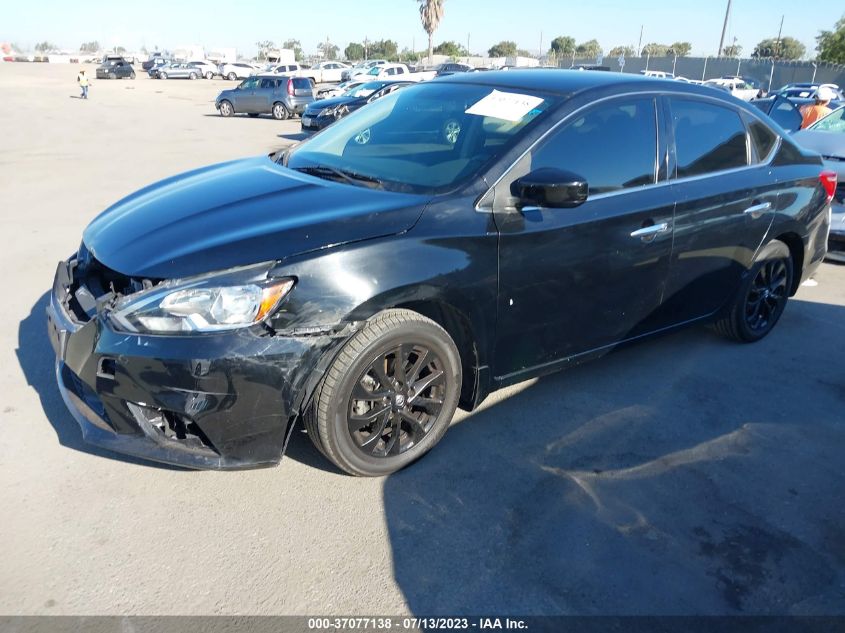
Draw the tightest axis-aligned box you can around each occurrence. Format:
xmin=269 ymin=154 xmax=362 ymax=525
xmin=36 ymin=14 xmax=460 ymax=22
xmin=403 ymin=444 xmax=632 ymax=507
xmin=77 ymin=68 xmax=89 ymax=99
xmin=799 ymin=86 xmax=835 ymax=129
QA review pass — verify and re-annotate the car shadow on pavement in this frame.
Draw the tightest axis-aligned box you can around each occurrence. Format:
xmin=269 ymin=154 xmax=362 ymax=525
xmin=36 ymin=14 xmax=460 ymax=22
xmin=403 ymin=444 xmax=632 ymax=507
xmin=16 ymin=293 xmax=185 ymax=470
xmin=277 ymin=132 xmax=310 ymax=142
xmin=383 ymin=298 xmax=845 ymax=616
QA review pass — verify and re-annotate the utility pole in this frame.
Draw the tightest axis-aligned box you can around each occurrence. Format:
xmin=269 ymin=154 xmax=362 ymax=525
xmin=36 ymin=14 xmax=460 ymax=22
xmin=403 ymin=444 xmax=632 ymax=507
xmin=718 ymin=0 xmax=732 ymax=57
xmin=637 ymin=25 xmax=643 ymax=56
xmin=539 ymin=30 xmax=543 ymax=58
xmin=774 ymin=15 xmax=784 ymax=58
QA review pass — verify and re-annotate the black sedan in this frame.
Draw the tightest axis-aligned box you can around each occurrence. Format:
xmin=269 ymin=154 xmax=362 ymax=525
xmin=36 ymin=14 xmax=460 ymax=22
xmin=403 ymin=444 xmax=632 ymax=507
xmin=301 ymin=80 xmax=413 ymax=132
xmin=47 ymin=71 xmax=833 ymax=475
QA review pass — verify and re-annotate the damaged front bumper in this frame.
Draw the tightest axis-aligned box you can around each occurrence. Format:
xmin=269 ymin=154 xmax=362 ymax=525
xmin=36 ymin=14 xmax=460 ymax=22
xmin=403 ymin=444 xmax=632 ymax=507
xmin=46 ymin=258 xmax=339 ymax=469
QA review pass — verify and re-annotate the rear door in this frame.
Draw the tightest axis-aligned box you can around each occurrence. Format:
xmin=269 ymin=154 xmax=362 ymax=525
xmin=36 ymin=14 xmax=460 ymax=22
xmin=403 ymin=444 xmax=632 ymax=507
xmin=492 ymin=95 xmax=675 ymax=378
xmin=659 ymin=96 xmax=779 ymax=324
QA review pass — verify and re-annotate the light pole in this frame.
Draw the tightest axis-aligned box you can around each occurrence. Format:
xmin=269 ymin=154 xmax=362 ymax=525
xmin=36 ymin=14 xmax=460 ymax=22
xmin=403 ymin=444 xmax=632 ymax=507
xmin=718 ymin=0 xmax=732 ymax=57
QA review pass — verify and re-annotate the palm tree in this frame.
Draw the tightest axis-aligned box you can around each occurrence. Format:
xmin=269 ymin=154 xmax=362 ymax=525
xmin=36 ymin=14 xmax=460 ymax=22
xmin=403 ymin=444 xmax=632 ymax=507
xmin=417 ymin=0 xmax=445 ymax=66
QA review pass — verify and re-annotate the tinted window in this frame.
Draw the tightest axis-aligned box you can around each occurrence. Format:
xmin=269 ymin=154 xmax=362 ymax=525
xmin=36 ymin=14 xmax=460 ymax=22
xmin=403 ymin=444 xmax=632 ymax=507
xmin=292 ymin=78 xmax=311 ymax=89
xmin=259 ymin=78 xmax=277 ymax=89
xmin=748 ymin=120 xmax=778 ymax=162
xmin=529 ymin=97 xmax=657 ymax=195
xmin=670 ymin=99 xmax=748 ymax=178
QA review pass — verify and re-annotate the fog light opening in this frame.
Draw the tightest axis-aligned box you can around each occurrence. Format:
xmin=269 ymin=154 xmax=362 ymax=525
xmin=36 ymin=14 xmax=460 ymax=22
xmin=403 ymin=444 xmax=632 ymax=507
xmin=126 ymin=402 xmax=218 ymax=454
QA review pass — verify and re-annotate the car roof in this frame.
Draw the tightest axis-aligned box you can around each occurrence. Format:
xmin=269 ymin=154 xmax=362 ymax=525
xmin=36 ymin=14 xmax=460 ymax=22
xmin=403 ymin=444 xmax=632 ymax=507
xmin=434 ymin=69 xmax=732 ymax=100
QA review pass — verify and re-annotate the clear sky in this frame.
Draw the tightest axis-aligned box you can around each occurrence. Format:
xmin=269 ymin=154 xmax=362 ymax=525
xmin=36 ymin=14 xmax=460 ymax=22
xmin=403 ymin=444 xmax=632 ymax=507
xmin=2 ymin=0 xmax=840 ymax=58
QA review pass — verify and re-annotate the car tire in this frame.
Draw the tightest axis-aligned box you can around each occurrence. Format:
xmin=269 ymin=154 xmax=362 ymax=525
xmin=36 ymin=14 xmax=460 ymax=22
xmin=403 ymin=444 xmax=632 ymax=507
xmin=304 ymin=309 xmax=462 ymax=476
xmin=218 ymin=100 xmax=234 ymax=117
xmin=272 ymin=102 xmax=290 ymax=120
xmin=713 ymin=240 xmax=793 ymax=343
xmin=205 ymin=71 xmax=213 ymax=80
xmin=129 ymin=72 xmax=136 ymax=79
xmin=227 ymin=72 xmax=236 ymax=81
xmin=189 ymin=72 xmax=197 ymax=80
xmin=160 ymin=72 xmax=168 ymax=79
xmin=109 ymin=72 xmax=116 ymax=80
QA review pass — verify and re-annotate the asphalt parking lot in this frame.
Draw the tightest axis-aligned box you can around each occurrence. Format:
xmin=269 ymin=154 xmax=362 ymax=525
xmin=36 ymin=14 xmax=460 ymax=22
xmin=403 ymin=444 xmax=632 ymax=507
xmin=1 ymin=63 xmax=844 ymax=616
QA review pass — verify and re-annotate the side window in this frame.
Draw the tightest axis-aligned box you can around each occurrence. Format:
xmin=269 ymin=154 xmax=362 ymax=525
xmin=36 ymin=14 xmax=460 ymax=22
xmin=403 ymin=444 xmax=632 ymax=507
xmin=670 ymin=99 xmax=748 ymax=178
xmin=528 ymin=97 xmax=657 ymax=195
xmin=241 ymin=77 xmax=259 ymax=89
xmin=259 ymin=78 xmax=275 ymax=89
xmin=748 ymin=120 xmax=778 ymax=163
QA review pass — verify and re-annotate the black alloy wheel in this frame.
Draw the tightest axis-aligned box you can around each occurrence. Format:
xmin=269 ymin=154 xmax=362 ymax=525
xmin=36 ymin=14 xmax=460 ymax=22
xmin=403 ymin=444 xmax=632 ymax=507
xmin=713 ymin=239 xmax=793 ymax=342
xmin=745 ymin=258 xmax=789 ymax=334
xmin=305 ymin=309 xmax=461 ymax=476
xmin=347 ymin=344 xmax=446 ymax=458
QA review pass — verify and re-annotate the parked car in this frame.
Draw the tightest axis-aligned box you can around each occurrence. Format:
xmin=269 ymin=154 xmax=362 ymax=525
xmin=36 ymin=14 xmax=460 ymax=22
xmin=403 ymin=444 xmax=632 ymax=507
xmin=361 ymin=63 xmax=435 ymax=82
xmin=792 ymin=106 xmax=845 ymax=261
xmin=766 ymin=84 xmax=845 ymax=112
xmin=704 ymin=77 xmax=759 ymax=101
xmin=749 ymin=95 xmax=805 ymax=132
xmin=308 ymin=61 xmax=351 ymax=83
xmin=219 ymin=62 xmax=258 ymax=81
xmin=720 ymin=75 xmax=766 ymax=98
xmin=640 ymin=70 xmax=674 ymax=79
xmin=141 ymin=53 xmax=166 ymax=71
xmin=301 ymin=80 xmax=413 ymax=132
xmin=47 ymin=71 xmax=834 ymax=475
xmin=436 ymin=62 xmax=473 ymax=77
xmin=96 ymin=58 xmax=135 ymax=79
xmin=215 ymin=75 xmax=313 ymax=119
xmin=188 ymin=60 xmax=218 ymax=79
xmin=316 ymin=80 xmax=365 ymax=100
xmin=145 ymin=58 xmax=170 ymax=76
xmin=156 ymin=62 xmax=202 ymax=80
xmin=341 ymin=59 xmax=388 ymax=82
xmin=268 ymin=62 xmax=312 ymax=81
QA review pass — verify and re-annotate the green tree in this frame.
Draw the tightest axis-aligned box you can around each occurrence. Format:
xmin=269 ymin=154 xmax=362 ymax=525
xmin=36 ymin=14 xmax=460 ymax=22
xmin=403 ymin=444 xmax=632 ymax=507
xmin=318 ymin=41 xmax=339 ymax=60
xmin=722 ymin=43 xmax=743 ymax=57
xmin=255 ymin=40 xmax=275 ymax=61
xmin=488 ymin=41 xmax=518 ymax=57
xmin=817 ymin=15 xmax=845 ymax=64
xmin=362 ymin=39 xmax=399 ymax=60
xmin=549 ymin=36 xmax=575 ymax=56
xmin=417 ymin=0 xmax=446 ymax=64
xmin=79 ymin=41 xmax=100 ymax=53
xmin=345 ymin=42 xmax=365 ymax=61
xmin=753 ymin=36 xmax=805 ymax=59
xmin=575 ymin=39 xmax=602 ymax=58
xmin=399 ymin=47 xmax=421 ymax=63
xmin=669 ymin=41 xmax=692 ymax=57
xmin=608 ymin=45 xmax=635 ymax=57
xmin=35 ymin=41 xmax=57 ymax=52
xmin=282 ymin=39 xmax=304 ymax=61
xmin=641 ymin=42 xmax=668 ymax=56
xmin=433 ymin=40 xmax=467 ymax=58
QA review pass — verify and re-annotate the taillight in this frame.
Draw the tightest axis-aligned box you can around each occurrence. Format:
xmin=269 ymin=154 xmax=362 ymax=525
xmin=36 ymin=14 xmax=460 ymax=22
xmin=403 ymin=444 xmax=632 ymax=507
xmin=820 ymin=170 xmax=837 ymax=201
xmin=287 ymin=78 xmax=294 ymax=96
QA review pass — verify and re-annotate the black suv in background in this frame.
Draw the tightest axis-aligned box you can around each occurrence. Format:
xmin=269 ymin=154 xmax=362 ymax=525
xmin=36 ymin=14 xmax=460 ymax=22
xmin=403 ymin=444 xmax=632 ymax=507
xmin=215 ymin=75 xmax=314 ymax=120
xmin=96 ymin=58 xmax=135 ymax=80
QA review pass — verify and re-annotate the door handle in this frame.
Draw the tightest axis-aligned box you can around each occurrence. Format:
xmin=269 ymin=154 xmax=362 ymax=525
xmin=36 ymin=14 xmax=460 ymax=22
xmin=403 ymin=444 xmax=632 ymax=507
xmin=744 ymin=201 xmax=772 ymax=218
xmin=630 ymin=222 xmax=670 ymax=241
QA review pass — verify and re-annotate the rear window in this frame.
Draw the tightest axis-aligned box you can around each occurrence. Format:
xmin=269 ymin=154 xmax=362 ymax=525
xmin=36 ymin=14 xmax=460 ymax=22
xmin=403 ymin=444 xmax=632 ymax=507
xmin=670 ymin=99 xmax=748 ymax=178
xmin=292 ymin=78 xmax=311 ymax=89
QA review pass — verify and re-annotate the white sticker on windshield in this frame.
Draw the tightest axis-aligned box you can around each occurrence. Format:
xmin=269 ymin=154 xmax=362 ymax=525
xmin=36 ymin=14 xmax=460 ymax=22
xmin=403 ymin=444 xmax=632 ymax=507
xmin=465 ymin=90 xmax=544 ymax=122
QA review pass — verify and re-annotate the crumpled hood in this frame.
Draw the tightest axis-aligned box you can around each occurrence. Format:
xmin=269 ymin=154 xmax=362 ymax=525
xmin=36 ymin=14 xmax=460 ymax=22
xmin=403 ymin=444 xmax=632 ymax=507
xmin=83 ymin=155 xmax=428 ymax=278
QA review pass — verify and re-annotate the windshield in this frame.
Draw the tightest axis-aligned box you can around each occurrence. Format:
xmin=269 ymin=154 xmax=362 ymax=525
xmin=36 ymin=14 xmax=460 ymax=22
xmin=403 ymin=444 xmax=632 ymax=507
xmin=345 ymin=82 xmax=386 ymax=98
xmin=810 ymin=106 xmax=845 ymax=133
xmin=285 ymin=82 xmax=559 ymax=194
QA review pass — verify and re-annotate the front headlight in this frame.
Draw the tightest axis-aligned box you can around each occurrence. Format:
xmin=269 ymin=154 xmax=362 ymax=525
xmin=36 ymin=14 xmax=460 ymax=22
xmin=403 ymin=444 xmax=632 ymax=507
xmin=319 ymin=106 xmax=337 ymax=117
xmin=108 ymin=263 xmax=295 ymax=334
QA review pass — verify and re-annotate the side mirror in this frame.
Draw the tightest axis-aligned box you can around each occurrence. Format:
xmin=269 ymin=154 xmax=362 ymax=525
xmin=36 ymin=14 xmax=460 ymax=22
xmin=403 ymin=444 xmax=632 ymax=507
xmin=511 ymin=168 xmax=589 ymax=209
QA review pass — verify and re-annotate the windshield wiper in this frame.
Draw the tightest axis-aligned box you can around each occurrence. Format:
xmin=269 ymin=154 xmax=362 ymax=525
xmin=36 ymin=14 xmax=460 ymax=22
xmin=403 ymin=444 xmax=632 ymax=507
xmin=292 ymin=165 xmax=385 ymax=190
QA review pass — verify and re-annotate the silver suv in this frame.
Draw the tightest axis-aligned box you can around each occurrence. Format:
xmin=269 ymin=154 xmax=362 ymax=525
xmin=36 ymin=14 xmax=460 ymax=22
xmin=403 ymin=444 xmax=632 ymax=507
xmin=215 ymin=75 xmax=314 ymax=120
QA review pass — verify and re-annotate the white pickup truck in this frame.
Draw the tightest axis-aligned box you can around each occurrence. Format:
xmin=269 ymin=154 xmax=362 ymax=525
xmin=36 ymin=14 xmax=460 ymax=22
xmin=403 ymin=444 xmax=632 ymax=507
xmin=359 ymin=63 xmax=435 ymax=82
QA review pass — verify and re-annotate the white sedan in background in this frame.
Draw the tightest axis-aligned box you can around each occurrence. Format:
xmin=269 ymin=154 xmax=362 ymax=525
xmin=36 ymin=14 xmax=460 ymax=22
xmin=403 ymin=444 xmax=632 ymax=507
xmin=308 ymin=61 xmax=350 ymax=83
xmin=218 ymin=62 xmax=259 ymax=81
xmin=188 ymin=60 xmax=219 ymax=79
xmin=704 ymin=77 xmax=758 ymax=101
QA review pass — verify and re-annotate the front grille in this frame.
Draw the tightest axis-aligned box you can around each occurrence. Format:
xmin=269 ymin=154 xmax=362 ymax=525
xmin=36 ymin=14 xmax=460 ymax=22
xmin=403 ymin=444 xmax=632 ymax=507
xmin=66 ymin=244 xmax=159 ymax=322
